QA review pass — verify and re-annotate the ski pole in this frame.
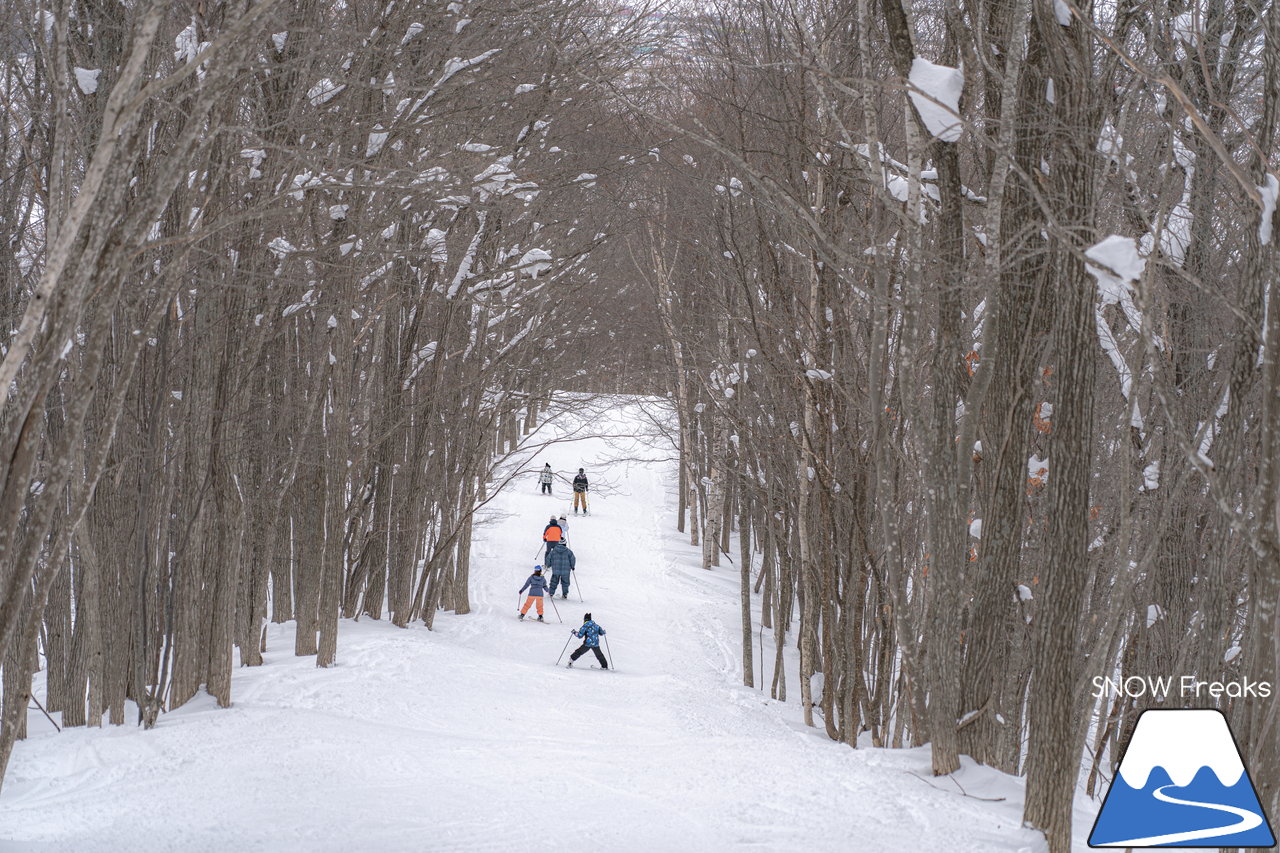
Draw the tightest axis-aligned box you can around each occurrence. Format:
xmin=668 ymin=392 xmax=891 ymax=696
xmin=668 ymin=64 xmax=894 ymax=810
xmin=556 ymin=634 xmax=573 ymax=666
xmin=547 ymin=592 xmax=562 ymax=623
xmin=573 ymin=571 xmax=583 ymax=603
xmin=604 ymin=635 xmax=614 ymax=670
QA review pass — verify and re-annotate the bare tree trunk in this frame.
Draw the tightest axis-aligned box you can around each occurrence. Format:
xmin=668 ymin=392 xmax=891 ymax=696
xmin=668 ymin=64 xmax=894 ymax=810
xmin=739 ymin=494 xmax=754 ymax=687
xmin=1022 ymin=10 xmax=1100 ymax=845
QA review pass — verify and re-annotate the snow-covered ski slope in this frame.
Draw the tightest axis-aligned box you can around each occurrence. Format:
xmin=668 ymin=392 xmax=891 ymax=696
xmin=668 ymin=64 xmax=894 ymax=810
xmin=1 ymin=396 xmax=1101 ymax=852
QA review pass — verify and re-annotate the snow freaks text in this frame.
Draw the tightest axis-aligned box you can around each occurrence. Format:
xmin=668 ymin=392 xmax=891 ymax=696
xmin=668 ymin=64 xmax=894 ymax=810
xmin=1091 ymin=676 xmax=1274 ymax=701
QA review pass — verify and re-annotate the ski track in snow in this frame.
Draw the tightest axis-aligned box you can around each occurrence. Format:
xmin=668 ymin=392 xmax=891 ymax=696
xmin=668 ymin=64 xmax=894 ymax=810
xmin=0 ymin=397 xmax=1090 ymax=851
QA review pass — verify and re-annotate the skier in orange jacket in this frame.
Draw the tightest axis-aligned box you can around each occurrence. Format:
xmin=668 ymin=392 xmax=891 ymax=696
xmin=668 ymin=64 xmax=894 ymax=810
xmin=542 ymin=516 xmax=563 ymax=562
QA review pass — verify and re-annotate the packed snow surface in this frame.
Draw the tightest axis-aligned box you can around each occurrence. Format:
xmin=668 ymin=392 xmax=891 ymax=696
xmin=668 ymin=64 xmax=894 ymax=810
xmin=0 ymin=397 xmax=1103 ymax=851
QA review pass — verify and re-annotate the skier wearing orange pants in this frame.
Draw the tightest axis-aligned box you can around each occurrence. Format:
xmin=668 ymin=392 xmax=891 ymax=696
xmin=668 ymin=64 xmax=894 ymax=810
xmin=518 ymin=568 xmax=549 ymax=621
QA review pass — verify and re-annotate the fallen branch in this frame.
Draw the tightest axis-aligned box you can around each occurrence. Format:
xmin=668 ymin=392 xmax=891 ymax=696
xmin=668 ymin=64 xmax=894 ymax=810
xmin=908 ymin=771 xmax=1005 ymax=802
xmin=29 ymin=694 xmax=61 ymax=733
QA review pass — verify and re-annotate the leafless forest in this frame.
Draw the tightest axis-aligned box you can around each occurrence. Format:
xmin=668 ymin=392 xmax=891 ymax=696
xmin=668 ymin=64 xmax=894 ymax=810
xmin=2 ymin=0 xmax=1278 ymax=848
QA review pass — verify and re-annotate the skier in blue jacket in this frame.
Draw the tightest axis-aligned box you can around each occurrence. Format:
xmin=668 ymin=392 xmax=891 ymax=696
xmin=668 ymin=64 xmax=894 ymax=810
xmin=518 ymin=567 xmax=549 ymax=620
xmin=567 ymin=613 xmax=607 ymax=668
xmin=545 ymin=542 xmax=576 ymax=599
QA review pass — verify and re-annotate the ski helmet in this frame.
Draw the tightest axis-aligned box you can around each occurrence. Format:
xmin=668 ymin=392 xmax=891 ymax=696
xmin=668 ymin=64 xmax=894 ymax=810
xmin=534 ymin=565 xmax=543 ymax=573
xmin=578 ymin=468 xmax=584 ymax=473
xmin=551 ymin=515 xmax=557 ymax=521
xmin=583 ymin=613 xmax=591 ymax=621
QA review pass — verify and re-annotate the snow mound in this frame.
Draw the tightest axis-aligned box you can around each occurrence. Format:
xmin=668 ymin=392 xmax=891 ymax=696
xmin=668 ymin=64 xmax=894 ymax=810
xmin=1086 ymin=235 xmax=1145 ymax=303
xmin=74 ymin=67 xmax=100 ymax=94
xmin=517 ymin=248 xmax=551 ymax=278
xmin=1260 ymin=174 xmax=1278 ymax=246
xmin=908 ymin=59 xmax=964 ymax=142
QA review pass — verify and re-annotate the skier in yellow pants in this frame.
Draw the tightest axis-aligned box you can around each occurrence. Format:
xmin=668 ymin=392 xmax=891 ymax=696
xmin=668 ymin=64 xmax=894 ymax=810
xmin=572 ymin=468 xmax=589 ymax=514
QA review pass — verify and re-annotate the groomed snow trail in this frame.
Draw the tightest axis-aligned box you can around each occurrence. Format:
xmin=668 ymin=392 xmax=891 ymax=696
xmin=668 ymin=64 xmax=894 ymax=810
xmin=0 ymin=397 xmax=1067 ymax=852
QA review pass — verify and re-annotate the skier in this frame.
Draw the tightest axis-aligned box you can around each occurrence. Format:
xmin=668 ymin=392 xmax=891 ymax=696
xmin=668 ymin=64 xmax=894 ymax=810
xmin=572 ymin=468 xmax=589 ymax=515
xmin=546 ymin=540 xmax=576 ymax=599
xmin=538 ymin=463 xmax=553 ymax=495
xmin=557 ymin=513 xmax=569 ymax=543
xmin=567 ymin=613 xmax=607 ymax=668
xmin=518 ymin=567 xmax=549 ymax=621
xmin=542 ymin=515 xmax=563 ymax=561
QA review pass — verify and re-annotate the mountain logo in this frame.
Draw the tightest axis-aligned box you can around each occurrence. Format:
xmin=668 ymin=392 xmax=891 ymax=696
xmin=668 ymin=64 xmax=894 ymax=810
xmin=1089 ymin=708 xmax=1276 ymax=848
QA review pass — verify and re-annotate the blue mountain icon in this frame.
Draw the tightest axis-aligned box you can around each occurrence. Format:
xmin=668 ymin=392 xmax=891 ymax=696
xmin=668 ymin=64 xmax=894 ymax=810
xmin=1089 ymin=709 xmax=1275 ymax=847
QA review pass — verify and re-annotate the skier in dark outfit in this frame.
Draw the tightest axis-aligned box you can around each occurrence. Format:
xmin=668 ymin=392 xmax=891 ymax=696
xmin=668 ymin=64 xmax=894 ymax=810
xmin=567 ymin=613 xmax=607 ymax=668
xmin=572 ymin=468 xmax=589 ymax=515
xmin=545 ymin=541 xmax=576 ymax=598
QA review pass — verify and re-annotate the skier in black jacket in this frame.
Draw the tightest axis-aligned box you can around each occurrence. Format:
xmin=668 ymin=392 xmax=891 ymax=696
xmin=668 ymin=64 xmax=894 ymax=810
xmin=572 ymin=468 xmax=589 ymax=515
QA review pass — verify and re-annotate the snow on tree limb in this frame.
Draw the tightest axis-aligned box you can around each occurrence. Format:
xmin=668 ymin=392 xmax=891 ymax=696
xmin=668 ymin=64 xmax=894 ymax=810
xmin=907 ymin=59 xmax=964 ymax=142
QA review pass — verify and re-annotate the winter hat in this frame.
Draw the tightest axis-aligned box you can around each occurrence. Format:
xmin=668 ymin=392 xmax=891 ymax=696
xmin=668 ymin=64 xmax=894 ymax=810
xmin=534 ymin=566 xmax=543 ymax=573
xmin=583 ymin=613 xmax=591 ymax=621
xmin=578 ymin=468 xmax=584 ymax=473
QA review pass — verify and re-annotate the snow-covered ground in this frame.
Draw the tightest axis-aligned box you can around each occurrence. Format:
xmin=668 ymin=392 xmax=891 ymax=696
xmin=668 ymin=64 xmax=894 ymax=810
xmin=0 ymin=397 xmax=1103 ymax=851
